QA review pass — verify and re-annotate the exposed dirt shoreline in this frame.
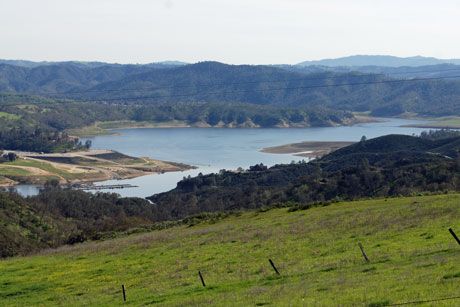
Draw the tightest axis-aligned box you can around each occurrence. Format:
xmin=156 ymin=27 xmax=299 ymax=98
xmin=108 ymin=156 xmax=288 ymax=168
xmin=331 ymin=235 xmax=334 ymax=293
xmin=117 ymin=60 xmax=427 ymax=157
xmin=261 ymin=141 xmax=355 ymax=158
xmin=69 ymin=116 xmax=380 ymax=137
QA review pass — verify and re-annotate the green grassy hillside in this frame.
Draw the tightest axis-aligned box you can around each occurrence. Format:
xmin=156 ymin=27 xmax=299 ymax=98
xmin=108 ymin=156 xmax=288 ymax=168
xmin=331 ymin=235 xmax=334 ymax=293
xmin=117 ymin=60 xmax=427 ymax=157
xmin=1 ymin=194 xmax=459 ymax=306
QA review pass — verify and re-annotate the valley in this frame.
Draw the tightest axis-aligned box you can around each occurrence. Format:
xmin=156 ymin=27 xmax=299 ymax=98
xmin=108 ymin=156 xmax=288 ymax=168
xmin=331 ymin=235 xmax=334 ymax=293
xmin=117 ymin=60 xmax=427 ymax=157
xmin=2 ymin=0 xmax=460 ymax=305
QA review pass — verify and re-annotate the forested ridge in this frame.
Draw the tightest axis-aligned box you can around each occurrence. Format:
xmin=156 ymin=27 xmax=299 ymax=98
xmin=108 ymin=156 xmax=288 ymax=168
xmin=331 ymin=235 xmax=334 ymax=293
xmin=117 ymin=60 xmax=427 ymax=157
xmin=0 ymin=187 xmax=156 ymax=257
xmin=0 ymin=127 xmax=91 ymax=153
xmin=1 ymin=61 xmax=460 ymax=116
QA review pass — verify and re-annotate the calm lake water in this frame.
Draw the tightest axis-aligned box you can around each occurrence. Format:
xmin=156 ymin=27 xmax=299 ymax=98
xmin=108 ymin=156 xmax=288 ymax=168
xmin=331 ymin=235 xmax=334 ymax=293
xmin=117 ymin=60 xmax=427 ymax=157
xmin=14 ymin=118 xmax=428 ymax=198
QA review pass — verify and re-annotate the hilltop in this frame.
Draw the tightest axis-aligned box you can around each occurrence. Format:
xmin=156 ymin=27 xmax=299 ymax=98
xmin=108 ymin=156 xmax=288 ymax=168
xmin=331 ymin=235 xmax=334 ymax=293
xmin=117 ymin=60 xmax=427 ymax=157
xmin=0 ymin=194 xmax=459 ymax=305
xmin=321 ymin=134 xmax=460 ymax=162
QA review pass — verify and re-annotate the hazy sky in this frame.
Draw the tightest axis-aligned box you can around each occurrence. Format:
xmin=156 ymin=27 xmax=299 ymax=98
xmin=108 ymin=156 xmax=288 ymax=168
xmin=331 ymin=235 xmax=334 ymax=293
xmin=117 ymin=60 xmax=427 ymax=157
xmin=1 ymin=0 xmax=459 ymax=64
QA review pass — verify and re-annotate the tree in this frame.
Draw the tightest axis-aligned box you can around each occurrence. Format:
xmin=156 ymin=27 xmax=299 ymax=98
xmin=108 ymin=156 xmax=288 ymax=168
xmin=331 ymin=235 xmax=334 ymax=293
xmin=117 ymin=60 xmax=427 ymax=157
xmin=456 ymin=151 xmax=460 ymax=172
xmin=44 ymin=178 xmax=60 ymax=190
xmin=7 ymin=152 xmax=17 ymax=162
xmin=84 ymin=140 xmax=92 ymax=150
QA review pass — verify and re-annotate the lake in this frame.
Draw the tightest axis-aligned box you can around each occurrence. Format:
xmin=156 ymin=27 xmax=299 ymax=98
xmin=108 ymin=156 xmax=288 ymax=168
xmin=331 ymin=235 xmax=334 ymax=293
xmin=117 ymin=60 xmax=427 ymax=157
xmin=14 ymin=118 xmax=428 ymax=198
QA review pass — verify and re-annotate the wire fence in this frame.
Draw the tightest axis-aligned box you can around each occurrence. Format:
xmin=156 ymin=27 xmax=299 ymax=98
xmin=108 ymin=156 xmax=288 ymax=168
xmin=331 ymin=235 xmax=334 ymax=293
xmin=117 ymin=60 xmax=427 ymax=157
xmin=117 ymin=227 xmax=460 ymax=305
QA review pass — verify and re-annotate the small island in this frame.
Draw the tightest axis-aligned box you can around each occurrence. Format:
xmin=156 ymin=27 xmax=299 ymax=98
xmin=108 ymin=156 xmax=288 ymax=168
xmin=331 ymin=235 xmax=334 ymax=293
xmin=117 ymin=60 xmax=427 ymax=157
xmin=261 ymin=141 xmax=355 ymax=158
xmin=0 ymin=149 xmax=193 ymax=187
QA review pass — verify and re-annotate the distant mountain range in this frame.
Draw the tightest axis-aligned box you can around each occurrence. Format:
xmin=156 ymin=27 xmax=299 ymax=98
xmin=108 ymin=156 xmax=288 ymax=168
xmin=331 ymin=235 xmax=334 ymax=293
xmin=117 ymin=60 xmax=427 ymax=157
xmin=1 ymin=57 xmax=460 ymax=117
xmin=0 ymin=59 xmax=188 ymax=69
xmin=297 ymin=55 xmax=460 ymax=67
xmin=3 ymin=55 xmax=460 ymax=68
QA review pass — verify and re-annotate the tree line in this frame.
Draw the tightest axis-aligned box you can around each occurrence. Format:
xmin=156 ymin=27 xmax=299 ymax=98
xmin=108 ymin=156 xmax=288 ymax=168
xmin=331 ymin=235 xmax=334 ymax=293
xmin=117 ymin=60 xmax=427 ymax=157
xmin=0 ymin=97 xmax=353 ymax=131
xmin=0 ymin=126 xmax=90 ymax=153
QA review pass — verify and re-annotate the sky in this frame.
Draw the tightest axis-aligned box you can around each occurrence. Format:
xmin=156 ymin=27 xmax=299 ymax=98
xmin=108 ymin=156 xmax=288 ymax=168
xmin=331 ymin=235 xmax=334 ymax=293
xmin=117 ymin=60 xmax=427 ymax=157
xmin=1 ymin=0 xmax=459 ymax=64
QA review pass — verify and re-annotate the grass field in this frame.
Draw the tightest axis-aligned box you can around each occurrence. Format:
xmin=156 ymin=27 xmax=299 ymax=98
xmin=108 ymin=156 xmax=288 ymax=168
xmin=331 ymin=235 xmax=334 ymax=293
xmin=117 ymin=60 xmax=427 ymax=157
xmin=0 ymin=165 xmax=32 ymax=177
xmin=3 ymin=159 xmax=82 ymax=180
xmin=406 ymin=116 xmax=460 ymax=129
xmin=1 ymin=194 xmax=459 ymax=306
xmin=0 ymin=111 xmax=21 ymax=120
xmin=431 ymin=117 xmax=460 ymax=128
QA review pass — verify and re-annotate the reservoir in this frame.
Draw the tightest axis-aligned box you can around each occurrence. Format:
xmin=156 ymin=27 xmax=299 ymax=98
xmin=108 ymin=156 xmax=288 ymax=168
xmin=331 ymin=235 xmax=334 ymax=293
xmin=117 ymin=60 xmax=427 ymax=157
xmin=74 ymin=118 xmax=427 ymax=198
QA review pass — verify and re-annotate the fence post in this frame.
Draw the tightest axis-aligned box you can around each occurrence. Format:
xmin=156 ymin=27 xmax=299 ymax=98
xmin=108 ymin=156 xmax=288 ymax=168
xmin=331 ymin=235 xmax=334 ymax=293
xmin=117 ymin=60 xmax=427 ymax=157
xmin=198 ymin=271 xmax=206 ymax=287
xmin=269 ymin=259 xmax=280 ymax=275
xmin=449 ymin=228 xmax=460 ymax=245
xmin=122 ymin=284 xmax=126 ymax=302
xmin=358 ymin=242 xmax=370 ymax=262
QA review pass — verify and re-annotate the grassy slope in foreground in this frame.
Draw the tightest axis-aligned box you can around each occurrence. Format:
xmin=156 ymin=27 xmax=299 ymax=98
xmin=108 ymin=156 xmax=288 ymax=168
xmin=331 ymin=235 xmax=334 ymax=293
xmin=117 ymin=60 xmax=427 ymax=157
xmin=1 ymin=194 xmax=459 ymax=306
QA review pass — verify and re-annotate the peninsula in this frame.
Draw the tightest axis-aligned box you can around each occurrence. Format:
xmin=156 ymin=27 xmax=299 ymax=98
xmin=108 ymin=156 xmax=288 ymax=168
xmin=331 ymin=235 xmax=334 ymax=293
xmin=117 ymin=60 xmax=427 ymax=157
xmin=261 ymin=141 xmax=355 ymax=158
xmin=0 ymin=149 xmax=193 ymax=186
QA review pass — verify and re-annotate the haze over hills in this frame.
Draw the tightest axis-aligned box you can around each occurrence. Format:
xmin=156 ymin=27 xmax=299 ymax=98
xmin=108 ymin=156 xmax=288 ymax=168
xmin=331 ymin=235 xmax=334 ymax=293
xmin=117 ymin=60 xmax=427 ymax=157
xmin=0 ymin=59 xmax=188 ymax=69
xmin=287 ymin=63 xmax=460 ymax=79
xmin=4 ymin=55 xmax=460 ymax=68
xmin=297 ymin=55 xmax=460 ymax=67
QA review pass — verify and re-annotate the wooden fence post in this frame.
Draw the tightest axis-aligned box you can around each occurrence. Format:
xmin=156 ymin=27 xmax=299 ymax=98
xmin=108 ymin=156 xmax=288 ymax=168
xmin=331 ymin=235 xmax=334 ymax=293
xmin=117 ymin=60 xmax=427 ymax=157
xmin=449 ymin=228 xmax=460 ymax=245
xmin=358 ymin=242 xmax=370 ymax=262
xmin=198 ymin=271 xmax=206 ymax=287
xmin=269 ymin=259 xmax=280 ymax=275
xmin=122 ymin=284 xmax=126 ymax=302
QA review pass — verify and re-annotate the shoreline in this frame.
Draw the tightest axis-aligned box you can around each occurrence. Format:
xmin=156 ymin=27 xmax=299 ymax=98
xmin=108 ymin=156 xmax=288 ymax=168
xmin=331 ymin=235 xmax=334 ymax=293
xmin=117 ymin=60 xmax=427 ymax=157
xmin=261 ymin=141 xmax=355 ymax=158
xmin=401 ymin=124 xmax=460 ymax=129
xmin=70 ymin=116 xmax=381 ymax=137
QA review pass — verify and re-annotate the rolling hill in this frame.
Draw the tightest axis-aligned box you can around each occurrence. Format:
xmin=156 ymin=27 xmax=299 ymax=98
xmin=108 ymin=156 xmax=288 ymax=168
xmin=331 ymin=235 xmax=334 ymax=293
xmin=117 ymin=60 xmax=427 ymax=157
xmin=0 ymin=194 xmax=459 ymax=305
